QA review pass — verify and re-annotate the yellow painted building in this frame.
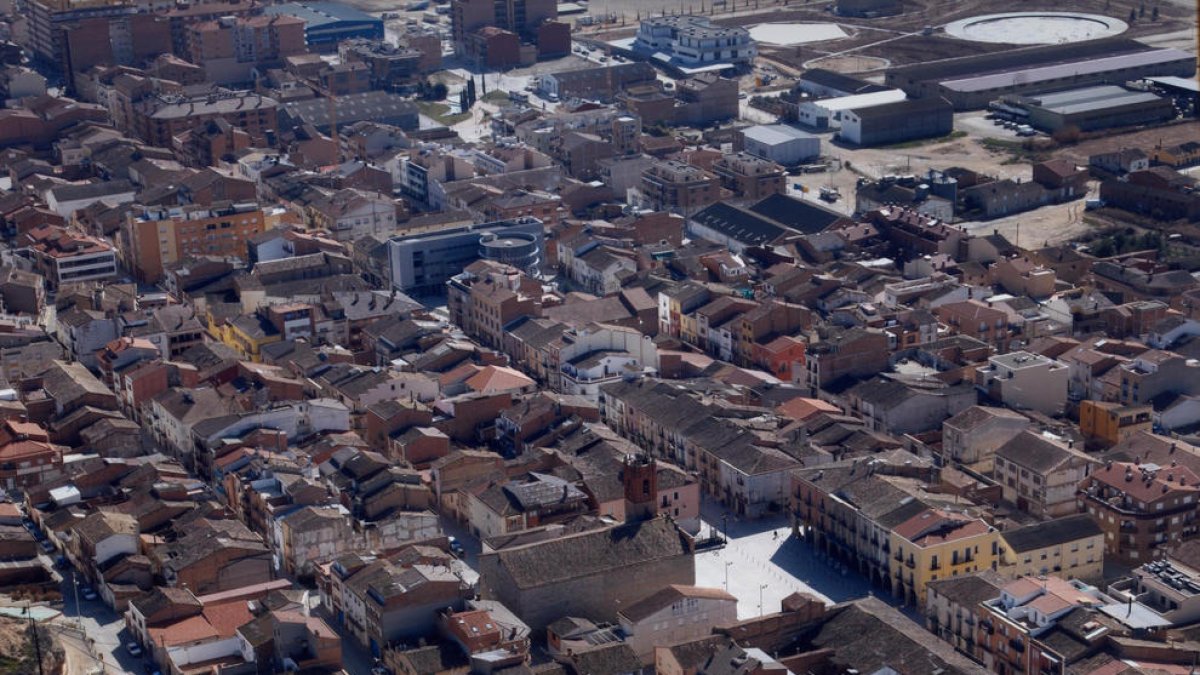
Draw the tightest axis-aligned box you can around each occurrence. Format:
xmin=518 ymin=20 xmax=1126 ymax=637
xmin=1153 ymin=141 xmax=1200 ymax=168
xmin=998 ymin=513 xmax=1104 ymax=583
xmin=889 ymin=509 xmax=1000 ymax=605
xmin=214 ymin=313 xmax=281 ymax=362
xmin=1079 ymin=400 xmax=1153 ymax=448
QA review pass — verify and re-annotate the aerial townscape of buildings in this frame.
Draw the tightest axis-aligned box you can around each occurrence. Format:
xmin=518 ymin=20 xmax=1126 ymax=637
xmin=0 ymin=0 xmax=1197 ymax=672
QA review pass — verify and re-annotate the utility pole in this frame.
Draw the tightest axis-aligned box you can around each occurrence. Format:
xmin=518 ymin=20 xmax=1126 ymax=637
xmin=25 ymin=605 xmax=44 ymax=675
xmin=73 ymin=572 xmax=82 ymax=631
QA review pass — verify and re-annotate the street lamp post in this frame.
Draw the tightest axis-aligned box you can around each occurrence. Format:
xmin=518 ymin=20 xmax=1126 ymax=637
xmin=722 ymin=514 xmax=729 ymax=543
xmin=759 ymin=584 xmax=768 ymax=616
xmin=724 ymin=561 xmax=733 ymax=591
xmin=71 ymin=572 xmax=82 ymax=631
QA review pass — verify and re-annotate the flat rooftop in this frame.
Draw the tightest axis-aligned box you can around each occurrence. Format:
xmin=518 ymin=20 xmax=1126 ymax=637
xmin=940 ymin=48 xmax=1194 ymax=93
xmin=1026 ymin=85 xmax=1166 ymax=115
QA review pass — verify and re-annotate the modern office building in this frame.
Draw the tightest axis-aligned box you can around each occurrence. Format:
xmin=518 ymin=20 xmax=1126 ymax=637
xmin=388 ymin=218 xmax=544 ymax=295
xmin=632 ymin=16 xmax=755 ymax=67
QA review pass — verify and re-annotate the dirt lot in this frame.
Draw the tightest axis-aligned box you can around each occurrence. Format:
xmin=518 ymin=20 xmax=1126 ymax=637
xmin=0 ymin=617 xmax=61 ymax=675
xmin=1055 ymin=120 xmax=1200 ymax=165
xmin=783 ymin=109 xmax=1111 ymax=247
xmin=755 ymin=0 xmax=1196 ymax=73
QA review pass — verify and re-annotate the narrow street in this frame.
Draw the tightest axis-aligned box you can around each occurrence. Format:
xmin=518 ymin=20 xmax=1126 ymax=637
xmin=50 ymin=569 xmax=147 ymax=675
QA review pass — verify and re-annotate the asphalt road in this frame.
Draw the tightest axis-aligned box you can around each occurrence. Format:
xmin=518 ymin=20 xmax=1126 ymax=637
xmin=53 ymin=569 xmax=149 ymax=675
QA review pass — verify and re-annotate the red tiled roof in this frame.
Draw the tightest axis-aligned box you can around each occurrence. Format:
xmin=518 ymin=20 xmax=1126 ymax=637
xmin=201 ymin=600 xmax=254 ymax=638
xmin=465 ymin=365 xmax=533 ymax=394
xmin=148 ymin=615 xmax=218 ymax=646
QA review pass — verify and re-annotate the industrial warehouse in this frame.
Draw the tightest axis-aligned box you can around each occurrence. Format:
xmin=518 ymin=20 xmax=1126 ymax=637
xmin=886 ymin=38 xmax=1197 ymax=109
xmin=837 ymin=97 xmax=954 ymax=146
xmin=994 ymin=85 xmax=1177 ymax=133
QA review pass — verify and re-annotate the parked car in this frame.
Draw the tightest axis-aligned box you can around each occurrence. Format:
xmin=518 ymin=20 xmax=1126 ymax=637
xmin=80 ymin=587 xmax=97 ymax=601
xmin=447 ymin=536 xmax=464 ymax=556
xmin=126 ymin=642 xmax=143 ymax=657
xmin=40 ymin=540 xmax=55 ymax=553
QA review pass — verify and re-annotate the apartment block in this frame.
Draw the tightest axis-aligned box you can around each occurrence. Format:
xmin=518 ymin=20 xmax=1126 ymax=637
xmin=123 ymin=202 xmax=268 ymax=283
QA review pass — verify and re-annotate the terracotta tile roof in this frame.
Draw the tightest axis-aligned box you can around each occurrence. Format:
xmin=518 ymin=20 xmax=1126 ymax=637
xmin=201 ymin=600 xmax=254 ymax=638
xmin=465 ymin=365 xmax=533 ymax=394
xmin=148 ymin=614 xmax=218 ymax=646
xmin=777 ymin=397 xmax=840 ymax=422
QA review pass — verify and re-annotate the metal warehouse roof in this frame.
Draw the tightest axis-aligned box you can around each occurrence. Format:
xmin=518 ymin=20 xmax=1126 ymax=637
xmin=889 ymin=38 xmax=1148 ymax=83
xmin=940 ymin=48 xmax=1194 ymax=93
xmin=803 ymin=89 xmax=907 ymax=113
xmin=1146 ymin=76 xmax=1200 ymax=93
xmin=265 ymin=2 xmax=381 ymax=27
xmin=742 ymin=124 xmax=815 ymax=145
xmin=1027 ymin=85 xmax=1165 ymax=115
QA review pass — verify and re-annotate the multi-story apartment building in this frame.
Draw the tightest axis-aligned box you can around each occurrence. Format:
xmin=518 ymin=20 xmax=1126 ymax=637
xmin=890 ymin=508 xmax=1000 ymax=606
xmin=1115 ymin=350 xmax=1200 ymax=407
xmin=450 ymin=0 xmax=555 ymax=50
xmin=710 ymin=152 xmax=786 ymax=200
xmin=998 ymin=514 xmax=1105 ymax=582
xmin=632 ymin=16 xmax=756 ymax=66
xmin=188 ymin=14 xmax=308 ymax=85
xmin=792 ymin=464 xmax=929 ymax=597
xmin=925 ymin=571 xmax=1006 ymax=662
xmin=24 ymin=0 xmax=136 ymax=69
xmin=1079 ymin=460 xmax=1200 ymax=564
xmin=976 ymin=576 xmax=1114 ymax=675
xmin=804 ymin=327 xmax=890 ymax=394
xmin=447 ymin=260 xmax=543 ymax=351
xmin=994 ymin=431 xmax=1097 ymax=519
xmin=22 ymin=224 xmax=118 ymax=288
xmin=934 ymin=299 xmax=1015 ymax=353
xmin=133 ymin=92 xmax=280 ymax=148
xmin=640 ymin=160 xmax=722 ymax=215
xmin=1079 ymin=400 xmax=1153 ymax=448
xmin=975 ymin=351 xmax=1069 ymax=416
xmin=304 ymin=189 xmax=396 ymax=243
xmin=123 ymin=202 xmax=268 ymax=282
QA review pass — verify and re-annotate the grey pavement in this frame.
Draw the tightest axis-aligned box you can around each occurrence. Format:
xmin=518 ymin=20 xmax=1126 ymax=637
xmin=695 ymin=498 xmax=874 ymax=619
xmin=54 ymin=569 xmax=149 ymax=674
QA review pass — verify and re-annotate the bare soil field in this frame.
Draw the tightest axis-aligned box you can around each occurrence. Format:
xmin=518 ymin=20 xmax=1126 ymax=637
xmin=1055 ymin=121 xmax=1200 ymax=164
xmin=756 ymin=0 xmax=1196 ymax=72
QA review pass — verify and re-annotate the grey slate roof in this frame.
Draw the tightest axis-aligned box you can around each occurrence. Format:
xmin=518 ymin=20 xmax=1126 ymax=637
xmin=1001 ymin=514 xmax=1103 ymax=553
xmin=483 ymin=517 xmax=688 ymax=589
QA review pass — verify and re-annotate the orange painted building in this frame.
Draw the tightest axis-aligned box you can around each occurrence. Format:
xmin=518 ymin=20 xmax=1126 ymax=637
xmin=123 ymin=203 xmax=267 ymax=282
